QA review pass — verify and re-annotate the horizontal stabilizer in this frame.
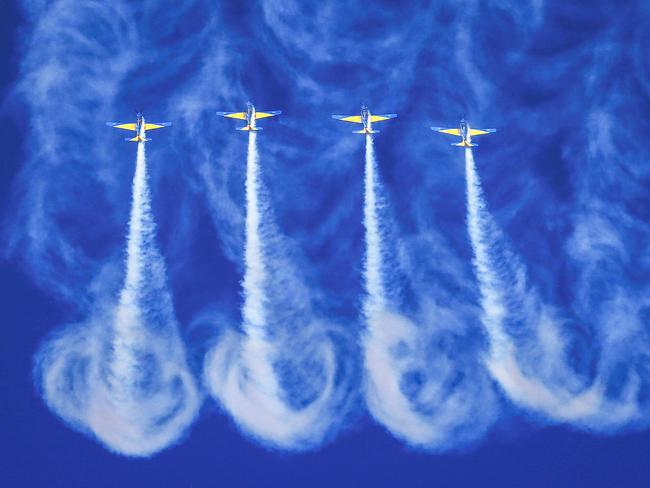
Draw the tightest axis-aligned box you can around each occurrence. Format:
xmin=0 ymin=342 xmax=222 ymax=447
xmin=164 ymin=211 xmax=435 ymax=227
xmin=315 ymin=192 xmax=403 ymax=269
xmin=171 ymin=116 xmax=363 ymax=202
xmin=353 ymin=129 xmax=379 ymax=134
xmin=452 ymin=142 xmax=476 ymax=147
xmin=237 ymin=126 xmax=262 ymax=131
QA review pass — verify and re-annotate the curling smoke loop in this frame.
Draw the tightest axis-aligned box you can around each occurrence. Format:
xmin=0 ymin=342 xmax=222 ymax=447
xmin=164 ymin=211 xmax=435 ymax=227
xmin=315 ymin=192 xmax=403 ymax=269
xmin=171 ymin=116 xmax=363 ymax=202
xmin=203 ymin=132 xmax=355 ymax=450
xmin=35 ymin=142 xmax=201 ymax=457
xmin=362 ymin=137 xmax=498 ymax=449
xmin=464 ymin=148 xmax=643 ymax=430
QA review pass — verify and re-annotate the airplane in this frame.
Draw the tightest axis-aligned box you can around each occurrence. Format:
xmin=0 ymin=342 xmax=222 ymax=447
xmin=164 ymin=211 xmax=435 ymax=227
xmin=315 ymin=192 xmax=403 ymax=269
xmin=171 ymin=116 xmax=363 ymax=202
xmin=430 ymin=118 xmax=496 ymax=147
xmin=216 ymin=102 xmax=282 ymax=131
xmin=106 ymin=112 xmax=171 ymax=142
xmin=332 ymin=105 xmax=397 ymax=134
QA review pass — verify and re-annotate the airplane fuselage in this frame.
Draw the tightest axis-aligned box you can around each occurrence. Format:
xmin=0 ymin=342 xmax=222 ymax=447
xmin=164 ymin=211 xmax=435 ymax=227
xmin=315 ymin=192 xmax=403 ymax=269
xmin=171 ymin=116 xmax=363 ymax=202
xmin=246 ymin=102 xmax=256 ymax=130
xmin=460 ymin=119 xmax=471 ymax=145
xmin=137 ymin=114 xmax=143 ymax=137
xmin=360 ymin=105 xmax=373 ymax=134
xmin=132 ymin=112 xmax=148 ymax=142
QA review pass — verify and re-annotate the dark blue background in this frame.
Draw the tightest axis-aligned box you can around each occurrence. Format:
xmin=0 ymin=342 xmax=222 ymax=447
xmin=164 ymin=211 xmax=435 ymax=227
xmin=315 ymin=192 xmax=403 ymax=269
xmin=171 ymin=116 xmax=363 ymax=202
xmin=3 ymin=1 xmax=650 ymax=486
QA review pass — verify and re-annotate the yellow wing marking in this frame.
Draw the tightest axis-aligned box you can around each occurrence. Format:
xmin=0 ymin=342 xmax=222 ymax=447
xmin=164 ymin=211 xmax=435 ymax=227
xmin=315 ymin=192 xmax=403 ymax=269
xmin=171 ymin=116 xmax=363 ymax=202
xmin=254 ymin=112 xmax=276 ymax=119
xmin=144 ymin=123 xmax=166 ymax=130
xmin=469 ymin=129 xmax=490 ymax=136
xmin=340 ymin=115 xmax=363 ymax=123
xmin=113 ymin=123 xmax=137 ymax=131
xmin=370 ymin=115 xmax=391 ymax=122
xmin=438 ymin=128 xmax=460 ymax=135
xmin=224 ymin=112 xmax=246 ymax=120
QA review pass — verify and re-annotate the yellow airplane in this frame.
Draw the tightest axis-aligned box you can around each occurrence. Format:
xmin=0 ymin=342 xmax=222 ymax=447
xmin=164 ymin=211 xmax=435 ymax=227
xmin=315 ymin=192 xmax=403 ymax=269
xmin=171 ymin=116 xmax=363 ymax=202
xmin=431 ymin=118 xmax=496 ymax=147
xmin=332 ymin=105 xmax=397 ymax=134
xmin=216 ymin=102 xmax=282 ymax=131
xmin=106 ymin=112 xmax=171 ymax=142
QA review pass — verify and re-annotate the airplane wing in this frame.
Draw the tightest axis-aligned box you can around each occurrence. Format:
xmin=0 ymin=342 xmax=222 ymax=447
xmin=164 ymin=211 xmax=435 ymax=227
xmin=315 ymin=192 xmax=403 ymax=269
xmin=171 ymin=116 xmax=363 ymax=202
xmin=106 ymin=122 xmax=137 ymax=131
xmin=255 ymin=110 xmax=282 ymax=119
xmin=469 ymin=128 xmax=496 ymax=136
xmin=216 ymin=111 xmax=247 ymax=120
xmin=144 ymin=122 xmax=172 ymax=130
xmin=431 ymin=127 xmax=461 ymax=135
xmin=370 ymin=114 xmax=397 ymax=122
xmin=332 ymin=115 xmax=363 ymax=123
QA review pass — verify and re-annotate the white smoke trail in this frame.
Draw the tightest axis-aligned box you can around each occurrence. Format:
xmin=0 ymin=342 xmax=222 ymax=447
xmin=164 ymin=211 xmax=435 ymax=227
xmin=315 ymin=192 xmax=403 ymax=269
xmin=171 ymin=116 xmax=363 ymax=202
xmin=464 ymin=148 xmax=515 ymax=360
xmin=35 ymin=142 xmax=201 ymax=456
xmin=464 ymin=148 xmax=642 ymax=429
xmin=362 ymin=136 xmax=497 ymax=449
xmin=204 ymin=132 xmax=354 ymax=450
xmin=362 ymin=136 xmax=386 ymax=318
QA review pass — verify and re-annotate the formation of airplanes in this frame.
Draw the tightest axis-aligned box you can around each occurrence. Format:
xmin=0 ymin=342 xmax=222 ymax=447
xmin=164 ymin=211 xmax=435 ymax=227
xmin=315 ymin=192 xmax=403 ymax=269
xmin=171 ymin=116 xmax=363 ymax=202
xmin=108 ymin=103 xmax=496 ymax=145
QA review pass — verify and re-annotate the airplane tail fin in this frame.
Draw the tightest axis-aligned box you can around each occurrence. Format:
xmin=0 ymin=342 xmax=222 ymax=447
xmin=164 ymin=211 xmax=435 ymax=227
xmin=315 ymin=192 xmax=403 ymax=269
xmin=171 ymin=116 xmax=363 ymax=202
xmin=124 ymin=136 xmax=150 ymax=142
xmin=452 ymin=142 xmax=477 ymax=147
xmin=353 ymin=129 xmax=379 ymax=134
xmin=237 ymin=126 xmax=262 ymax=131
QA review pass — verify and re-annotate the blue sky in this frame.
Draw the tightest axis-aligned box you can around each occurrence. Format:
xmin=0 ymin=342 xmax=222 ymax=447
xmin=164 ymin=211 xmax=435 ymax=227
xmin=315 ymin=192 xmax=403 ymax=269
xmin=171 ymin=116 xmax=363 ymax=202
xmin=2 ymin=0 xmax=650 ymax=486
